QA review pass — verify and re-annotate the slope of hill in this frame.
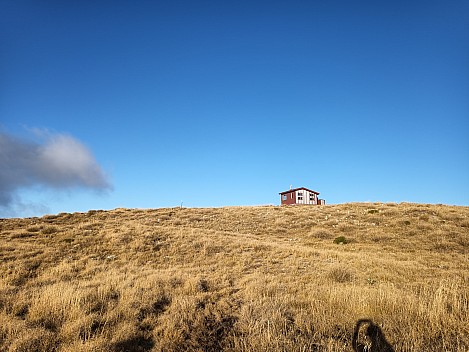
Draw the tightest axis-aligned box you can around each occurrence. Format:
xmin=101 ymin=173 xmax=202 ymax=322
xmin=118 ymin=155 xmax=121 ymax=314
xmin=0 ymin=203 xmax=468 ymax=351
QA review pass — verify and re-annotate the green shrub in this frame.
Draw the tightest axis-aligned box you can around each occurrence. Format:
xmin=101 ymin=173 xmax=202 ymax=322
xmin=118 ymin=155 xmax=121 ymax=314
xmin=333 ymin=236 xmax=348 ymax=244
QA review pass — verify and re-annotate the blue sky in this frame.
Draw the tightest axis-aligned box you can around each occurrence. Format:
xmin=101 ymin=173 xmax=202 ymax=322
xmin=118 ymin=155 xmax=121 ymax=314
xmin=1 ymin=0 xmax=468 ymax=217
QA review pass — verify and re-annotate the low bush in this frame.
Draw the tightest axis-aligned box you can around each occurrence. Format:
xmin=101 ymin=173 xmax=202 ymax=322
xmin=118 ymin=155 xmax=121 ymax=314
xmin=333 ymin=236 xmax=348 ymax=244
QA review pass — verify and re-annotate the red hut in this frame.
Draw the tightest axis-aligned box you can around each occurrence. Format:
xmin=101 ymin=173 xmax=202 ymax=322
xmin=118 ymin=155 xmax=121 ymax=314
xmin=279 ymin=186 xmax=326 ymax=205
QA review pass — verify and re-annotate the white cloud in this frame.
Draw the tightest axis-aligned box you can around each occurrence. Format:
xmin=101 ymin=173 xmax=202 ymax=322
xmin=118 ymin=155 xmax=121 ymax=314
xmin=0 ymin=130 xmax=112 ymax=211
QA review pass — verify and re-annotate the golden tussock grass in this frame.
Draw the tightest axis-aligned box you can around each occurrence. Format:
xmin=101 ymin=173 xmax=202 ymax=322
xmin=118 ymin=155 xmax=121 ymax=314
xmin=0 ymin=202 xmax=468 ymax=351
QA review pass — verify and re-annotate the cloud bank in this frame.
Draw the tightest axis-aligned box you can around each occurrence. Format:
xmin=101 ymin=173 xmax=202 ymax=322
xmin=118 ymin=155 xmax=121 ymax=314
xmin=0 ymin=131 xmax=112 ymax=209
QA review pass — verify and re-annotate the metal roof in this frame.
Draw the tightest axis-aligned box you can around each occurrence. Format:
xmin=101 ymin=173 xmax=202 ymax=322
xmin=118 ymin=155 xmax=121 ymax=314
xmin=279 ymin=187 xmax=320 ymax=195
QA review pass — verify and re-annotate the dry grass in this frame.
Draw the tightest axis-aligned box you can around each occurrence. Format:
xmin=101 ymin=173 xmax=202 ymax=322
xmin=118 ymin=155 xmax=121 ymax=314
xmin=0 ymin=202 xmax=468 ymax=351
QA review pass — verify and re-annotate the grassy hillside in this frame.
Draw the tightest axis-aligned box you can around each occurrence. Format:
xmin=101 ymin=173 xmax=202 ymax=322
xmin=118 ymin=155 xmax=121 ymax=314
xmin=0 ymin=203 xmax=468 ymax=351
